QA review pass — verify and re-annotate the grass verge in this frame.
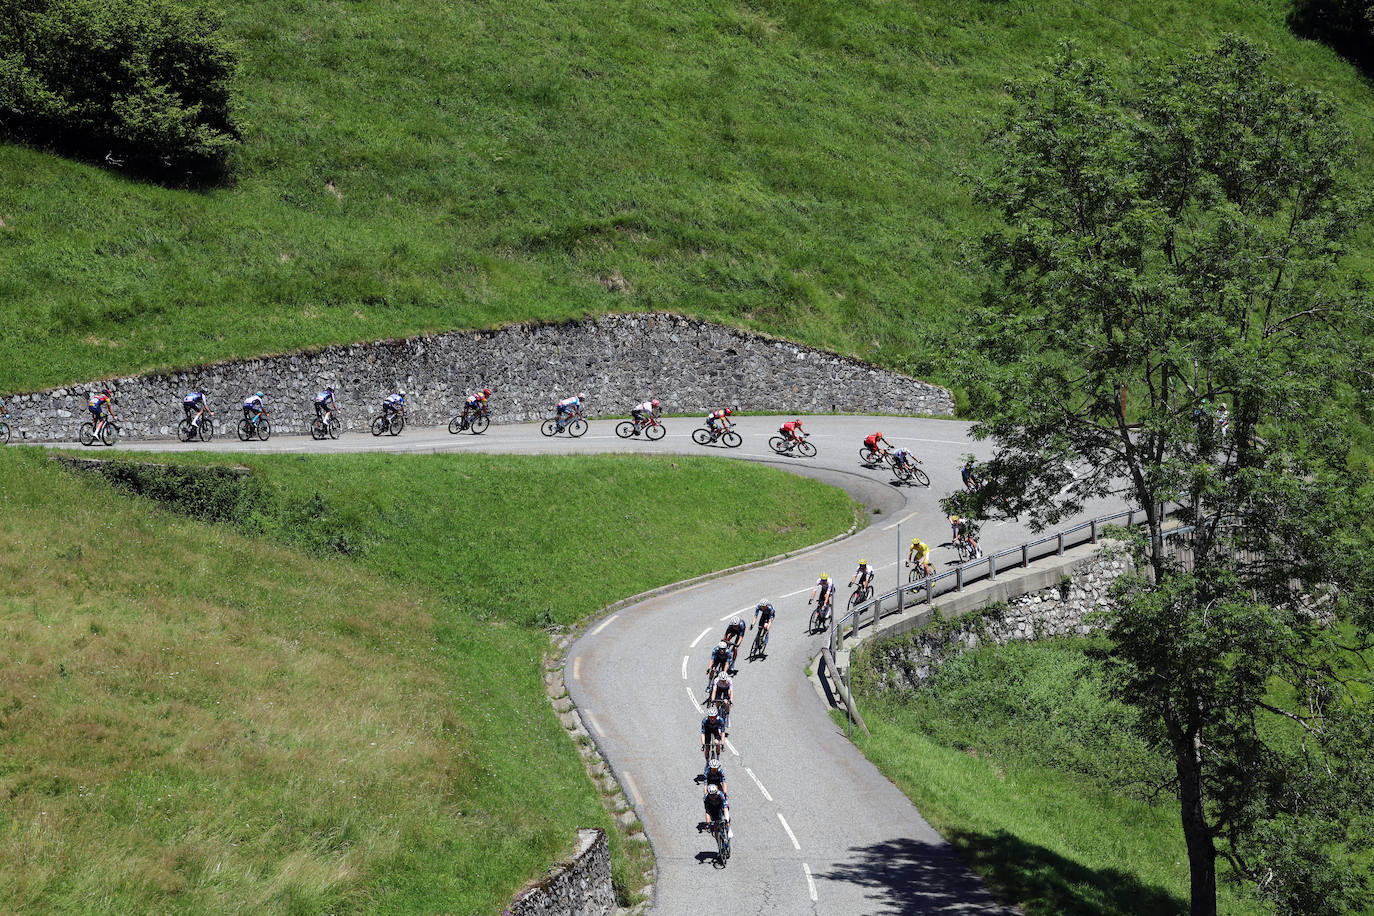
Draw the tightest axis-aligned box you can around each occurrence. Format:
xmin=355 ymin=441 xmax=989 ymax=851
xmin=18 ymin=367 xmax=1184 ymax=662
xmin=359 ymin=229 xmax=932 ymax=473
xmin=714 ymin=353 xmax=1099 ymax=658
xmin=0 ymin=448 xmax=856 ymax=913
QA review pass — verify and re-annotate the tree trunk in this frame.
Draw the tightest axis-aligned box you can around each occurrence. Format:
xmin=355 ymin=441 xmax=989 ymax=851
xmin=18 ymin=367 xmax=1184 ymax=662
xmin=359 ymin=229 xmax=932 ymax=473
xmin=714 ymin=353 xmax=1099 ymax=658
xmin=1175 ymin=730 xmax=1218 ymax=916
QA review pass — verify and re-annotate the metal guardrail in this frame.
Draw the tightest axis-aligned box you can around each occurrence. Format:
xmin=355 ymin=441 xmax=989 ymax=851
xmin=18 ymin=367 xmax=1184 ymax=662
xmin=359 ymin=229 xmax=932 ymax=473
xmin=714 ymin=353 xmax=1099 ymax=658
xmin=829 ymin=507 xmax=1191 ymax=655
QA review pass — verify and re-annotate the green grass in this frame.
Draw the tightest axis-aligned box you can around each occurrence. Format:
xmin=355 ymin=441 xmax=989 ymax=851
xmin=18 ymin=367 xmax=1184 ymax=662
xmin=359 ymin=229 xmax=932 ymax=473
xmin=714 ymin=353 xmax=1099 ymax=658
xmin=849 ymin=638 xmax=1264 ymax=915
xmin=0 ymin=448 xmax=856 ymax=913
xmin=2 ymin=0 xmax=1373 ymax=393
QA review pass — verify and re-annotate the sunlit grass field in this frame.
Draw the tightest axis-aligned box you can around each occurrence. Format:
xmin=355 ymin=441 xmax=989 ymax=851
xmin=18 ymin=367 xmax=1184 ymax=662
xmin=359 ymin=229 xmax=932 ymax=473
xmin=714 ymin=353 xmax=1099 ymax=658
xmin=0 ymin=448 xmax=856 ymax=913
xmin=2 ymin=0 xmax=1371 ymax=393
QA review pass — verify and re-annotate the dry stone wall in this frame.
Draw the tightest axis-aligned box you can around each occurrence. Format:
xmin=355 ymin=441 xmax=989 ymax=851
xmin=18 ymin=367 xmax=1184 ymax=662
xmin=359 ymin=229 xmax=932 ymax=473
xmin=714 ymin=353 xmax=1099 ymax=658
xmin=5 ymin=313 xmax=952 ymax=441
xmin=866 ymin=551 xmax=1131 ymax=690
xmin=506 ymin=828 xmax=614 ymax=916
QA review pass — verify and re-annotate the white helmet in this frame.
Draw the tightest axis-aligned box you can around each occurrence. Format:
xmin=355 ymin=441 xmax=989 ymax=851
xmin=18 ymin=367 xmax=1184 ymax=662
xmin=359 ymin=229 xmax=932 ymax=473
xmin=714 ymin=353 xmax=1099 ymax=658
xmin=707 ymin=784 xmax=720 ymax=795
xmin=716 ymin=641 xmax=727 ymax=650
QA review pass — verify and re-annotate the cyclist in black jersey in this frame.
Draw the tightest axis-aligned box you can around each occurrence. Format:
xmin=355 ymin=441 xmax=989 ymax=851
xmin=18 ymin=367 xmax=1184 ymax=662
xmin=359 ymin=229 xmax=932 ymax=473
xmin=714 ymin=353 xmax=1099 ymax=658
xmin=722 ymin=617 xmax=746 ymax=672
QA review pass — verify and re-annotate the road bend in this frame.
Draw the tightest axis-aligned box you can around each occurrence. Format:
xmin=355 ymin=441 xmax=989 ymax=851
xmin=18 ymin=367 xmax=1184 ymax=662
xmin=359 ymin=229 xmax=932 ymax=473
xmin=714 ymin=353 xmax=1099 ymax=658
xmin=108 ymin=414 xmax=1122 ymax=914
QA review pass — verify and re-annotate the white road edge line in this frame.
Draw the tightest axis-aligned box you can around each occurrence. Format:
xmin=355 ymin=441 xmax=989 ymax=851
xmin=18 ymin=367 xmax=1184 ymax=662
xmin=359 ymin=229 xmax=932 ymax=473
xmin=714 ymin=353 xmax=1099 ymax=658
xmin=724 ymin=737 xmax=739 ymax=757
xmin=803 ymin=863 xmax=818 ymax=901
xmin=689 ymin=626 xmax=713 ymax=648
xmin=572 ymin=657 xmax=581 ymax=681
xmin=686 ymin=686 xmax=702 ymax=714
xmin=745 ymin=767 xmax=772 ymax=802
xmin=622 ymin=769 xmax=645 ymax=807
xmin=780 ymin=585 xmax=811 ymax=599
xmin=583 ymin=710 xmax=603 ymax=736
xmin=778 ymin=812 xmax=801 ymax=851
xmin=681 ymin=656 xmax=689 ymax=680
xmin=591 ymin=613 xmax=619 ymax=636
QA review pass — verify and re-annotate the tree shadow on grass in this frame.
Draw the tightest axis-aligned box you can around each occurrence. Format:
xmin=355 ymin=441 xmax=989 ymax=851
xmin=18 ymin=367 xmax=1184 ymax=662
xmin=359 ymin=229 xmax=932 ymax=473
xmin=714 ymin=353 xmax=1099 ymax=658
xmin=944 ymin=828 xmax=1187 ymax=916
xmin=816 ymin=832 xmax=1186 ymax=915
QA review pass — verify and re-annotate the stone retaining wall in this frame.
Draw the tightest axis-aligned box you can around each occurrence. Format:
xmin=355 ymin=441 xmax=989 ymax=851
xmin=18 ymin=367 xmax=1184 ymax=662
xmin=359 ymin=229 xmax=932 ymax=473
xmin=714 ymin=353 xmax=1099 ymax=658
xmin=506 ymin=828 xmax=614 ymax=916
xmin=4 ymin=313 xmax=952 ymax=441
xmin=865 ymin=551 xmax=1131 ymax=689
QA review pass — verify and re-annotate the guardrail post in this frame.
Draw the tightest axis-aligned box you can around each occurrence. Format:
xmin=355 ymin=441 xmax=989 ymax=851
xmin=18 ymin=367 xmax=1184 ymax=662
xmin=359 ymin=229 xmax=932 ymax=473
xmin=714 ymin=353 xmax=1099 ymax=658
xmin=1127 ymin=509 xmax=1134 ymax=527
xmin=1022 ymin=543 xmax=1029 ymax=569
xmin=956 ymin=565 xmax=964 ymax=591
xmin=873 ymin=594 xmax=881 ymax=630
xmin=925 ymin=578 xmax=933 ymax=605
xmin=1057 ymin=532 xmax=1065 ymax=556
xmin=988 ymin=554 xmax=997 ymax=581
xmin=1091 ymin=519 xmax=1098 ymax=544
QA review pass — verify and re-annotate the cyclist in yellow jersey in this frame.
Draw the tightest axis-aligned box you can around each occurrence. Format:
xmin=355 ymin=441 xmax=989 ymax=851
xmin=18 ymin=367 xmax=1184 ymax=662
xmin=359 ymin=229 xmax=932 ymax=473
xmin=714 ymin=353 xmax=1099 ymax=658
xmin=907 ymin=538 xmax=933 ymax=578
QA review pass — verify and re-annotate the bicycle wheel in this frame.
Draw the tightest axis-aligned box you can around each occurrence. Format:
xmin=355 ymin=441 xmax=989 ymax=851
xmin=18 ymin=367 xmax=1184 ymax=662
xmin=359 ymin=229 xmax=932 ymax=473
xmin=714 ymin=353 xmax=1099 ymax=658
xmin=448 ymin=416 xmax=463 ymax=434
xmin=0 ymin=421 xmax=8 ymax=445
xmin=79 ymin=422 xmax=94 ymax=446
xmin=568 ymin=418 xmax=587 ymax=438
xmin=848 ymin=589 xmax=863 ymax=611
xmin=615 ymin=421 xmax=636 ymax=439
xmin=717 ymin=826 xmax=730 ymax=864
xmin=100 ymin=422 xmax=117 ymax=446
xmin=178 ymin=420 xmax=195 ymax=442
xmin=722 ymin=431 xmax=742 ymax=448
xmin=471 ymin=415 xmax=489 ymax=434
xmin=645 ymin=421 xmax=665 ymax=441
xmin=389 ymin=414 xmax=404 ymax=435
xmin=692 ymin=428 xmax=712 ymax=446
xmin=237 ymin=419 xmax=252 ymax=441
xmin=798 ymin=440 xmax=816 ymax=458
xmin=311 ymin=419 xmax=325 ymax=440
xmin=860 ymin=446 xmax=877 ymax=465
xmin=371 ymin=417 xmax=386 ymax=437
xmin=199 ymin=420 xmax=214 ymax=442
xmin=541 ymin=419 xmax=558 ymax=437
xmin=327 ymin=418 xmax=339 ymax=439
xmin=911 ymin=467 xmax=930 ymax=487
xmin=257 ymin=419 xmax=271 ymax=441
xmin=768 ymin=436 xmax=787 ymax=455
xmin=808 ymin=608 xmax=820 ymax=633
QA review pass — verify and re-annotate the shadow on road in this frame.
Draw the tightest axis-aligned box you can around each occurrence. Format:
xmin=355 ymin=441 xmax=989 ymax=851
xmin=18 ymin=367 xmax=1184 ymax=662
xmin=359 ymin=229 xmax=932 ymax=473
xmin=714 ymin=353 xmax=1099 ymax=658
xmin=817 ymin=832 xmax=1185 ymax=915
xmin=945 ymin=828 xmax=1186 ymax=916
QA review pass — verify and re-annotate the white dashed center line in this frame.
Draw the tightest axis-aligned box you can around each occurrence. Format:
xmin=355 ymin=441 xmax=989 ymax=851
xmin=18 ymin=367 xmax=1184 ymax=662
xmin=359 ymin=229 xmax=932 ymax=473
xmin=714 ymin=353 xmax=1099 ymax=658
xmin=686 ymin=687 xmax=702 ymax=714
xmin=803 ymin=863 xmax=818 ymax=901
xmin=689 ymin=626 xmax=713 ymax=648
xmin=777 ymin=812 xmax=801 ymax=850
xmin=681 ymin=656 xmax=689 ymax=680
xmin=723 ymin=737 xmax=739 ymax=757
xmin=744 ymin=767 xmax=772 ymax=802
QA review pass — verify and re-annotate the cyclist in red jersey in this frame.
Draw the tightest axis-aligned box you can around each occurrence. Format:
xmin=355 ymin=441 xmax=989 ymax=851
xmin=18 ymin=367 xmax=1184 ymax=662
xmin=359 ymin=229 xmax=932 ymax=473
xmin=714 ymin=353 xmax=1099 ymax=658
xmin=779 ymin=418 xmax=805 ymax=445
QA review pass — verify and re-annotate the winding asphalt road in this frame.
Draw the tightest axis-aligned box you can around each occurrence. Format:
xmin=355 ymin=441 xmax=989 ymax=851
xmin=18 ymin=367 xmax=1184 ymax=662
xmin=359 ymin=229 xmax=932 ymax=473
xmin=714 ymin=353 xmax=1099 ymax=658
xmin=112 ymin=414 xmax=1123 ymax=915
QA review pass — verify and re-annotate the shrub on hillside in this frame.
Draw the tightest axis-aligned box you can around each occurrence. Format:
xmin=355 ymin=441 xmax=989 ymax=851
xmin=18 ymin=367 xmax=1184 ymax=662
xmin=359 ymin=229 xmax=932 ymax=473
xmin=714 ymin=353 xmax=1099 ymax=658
xmin=0 ymin=0 xmax=240 ymax=180
xmin=1289 ymin=0 xmax=1374 ymax=73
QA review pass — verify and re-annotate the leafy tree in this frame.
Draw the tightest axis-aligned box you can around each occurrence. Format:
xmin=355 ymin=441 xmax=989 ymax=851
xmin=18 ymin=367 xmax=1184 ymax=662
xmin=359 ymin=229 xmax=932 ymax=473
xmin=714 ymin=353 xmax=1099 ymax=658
xmin=955 ymin=36 xmax=1374 ymax=916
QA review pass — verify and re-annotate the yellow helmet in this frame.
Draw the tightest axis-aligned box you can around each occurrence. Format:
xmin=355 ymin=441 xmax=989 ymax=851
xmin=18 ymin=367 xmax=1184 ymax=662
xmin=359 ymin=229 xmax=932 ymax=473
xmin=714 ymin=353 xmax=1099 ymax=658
xmin=820 ymin=572 xmax=829 ymax=580
xmin=859 ymin=559 xmax=868 ymax=566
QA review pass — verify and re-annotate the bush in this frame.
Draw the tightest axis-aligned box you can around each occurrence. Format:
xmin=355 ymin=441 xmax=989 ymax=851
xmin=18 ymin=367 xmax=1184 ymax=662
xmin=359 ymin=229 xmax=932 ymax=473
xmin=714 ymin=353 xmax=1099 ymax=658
xmin=0 ymin=0 xmax=240 ymax=180
xmin=1289 ymin=0 xmax=1374 ymax=74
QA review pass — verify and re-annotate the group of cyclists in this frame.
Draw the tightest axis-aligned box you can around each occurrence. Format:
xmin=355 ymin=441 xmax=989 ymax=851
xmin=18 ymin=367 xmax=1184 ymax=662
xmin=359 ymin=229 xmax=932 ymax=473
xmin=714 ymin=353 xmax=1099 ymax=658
xmin=698 ymin=600 xmax=778 ymax=861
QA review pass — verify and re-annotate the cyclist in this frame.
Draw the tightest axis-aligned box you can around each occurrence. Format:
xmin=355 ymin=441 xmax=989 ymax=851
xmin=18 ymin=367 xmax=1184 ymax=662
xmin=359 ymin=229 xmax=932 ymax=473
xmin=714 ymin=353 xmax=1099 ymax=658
xmin=809 ymin=572 xmax=836 ymax=628
xmin=242 ymin=391 xmax=266 ymax=423
xmin=950 ymin=515 xmax=982 ymax=558
xmin=703 ymin=783 xmax=731 ymax=838
xmin=1215 ymin=403 xmax=1230 ymax=439
xmin=700 ymin=707 xmax=727 ymax=766
xmin=182 ymin=390 xmax=210 ymax=429
xmin=722 ymin=617 xmax=747 ymax=672
xmin=863 ymin=431 xmax=892 ymax=459
xmin=779 ymin=418 xmax=806 ymax=447
xmin=891 ymin=446 xmax=920 ymax=474
xmin=907 ymin=537 xmax=934 ymax=578
xmin=961 ymin=459 xmax=983 ymax=491
xmin=710 ymin=673 xmax=733 ymax=732
xmin=383 ymin=390 xmax=406 ymax=425
xmin=88 ymin=387 xmax=116 ymax=436
xmin=462 ymin=388 xmax=492 ymax=424
xmin=0 ymin=393 xmax=7 ymax=420
xmin=704 ymin=757 xmax=729 ymax=797
xmin=849 ymin=559 xmax=875 ymax=597
xmin=705 ymin=406 xmax=733 ymax=438
xmin=707 ymin=640 xmax=731 ymax=681
xmin=630 ymin=398 xmax=661 ymax=432
xmin=751 ymin=600 xmax=776 ymax=651
xmin=314 ymin=387 xmax=338 ymax=425
xmin=555 ymin=392 xmax=585 ymax=432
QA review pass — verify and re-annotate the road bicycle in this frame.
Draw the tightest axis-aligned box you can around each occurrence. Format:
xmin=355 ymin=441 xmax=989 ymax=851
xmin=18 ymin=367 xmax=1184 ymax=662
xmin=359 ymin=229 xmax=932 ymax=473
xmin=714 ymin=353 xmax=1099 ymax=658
xmin=615 ymin=415 xmax=666 ymax=441
xmin=448 ymin=408 xmax=490 ymax=435
xmin=691 ymin=425 xmax=741 ymax=448
xmin=237 ymin=413 xmax=271 ymax=441
xmin=848 ymin=581 xmax=874 ymax=612
xmin=708 ymin=818 xmax=731 ymax=865
xmin=748 ymin=624 xmax=769 ymax=660
xmin=807 ymin=597 xmax=832 ymax=634
xmin=703 ymin=732 xmax=725 ymax=769
xmin=371 ymin=409 xmax=405 ymax=437
xmin=311 ymin=413 xmax=341 ymax=440
xmin=908 ymin=560 xmax=934 ymax=583
xmin=178 ymin=412 xmax=214 ymax=442
xmin=888 ymin=454 xmax=931 ymax=487
xmin=954 ymin=535 xmax=981 ymax=564
xmin=859 ymin=445 xmax=888 ymax=466
xmin=541 ymin=407 xmax=587 ymax=438
xmin=79 ymin=417 xmax=120 ymax=446
xmin=768 ymin=433 xmax=816 ymax=458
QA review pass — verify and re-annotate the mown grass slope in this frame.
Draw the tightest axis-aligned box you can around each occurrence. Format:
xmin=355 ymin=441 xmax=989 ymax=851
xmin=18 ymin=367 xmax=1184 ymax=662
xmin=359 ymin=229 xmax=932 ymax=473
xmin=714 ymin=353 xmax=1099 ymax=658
xmin=2 ymin=0 xmax=1371 ymax=392
xmin=0 ymin=449 xmax=855 ymax=913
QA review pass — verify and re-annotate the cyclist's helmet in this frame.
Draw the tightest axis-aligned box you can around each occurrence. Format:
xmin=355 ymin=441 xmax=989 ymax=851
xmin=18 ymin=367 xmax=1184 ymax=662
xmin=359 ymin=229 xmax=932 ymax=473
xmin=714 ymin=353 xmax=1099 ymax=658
xmin=820 ymin=572 xmax=830 ymax=581
xmin=483 ymin=388 xmax=491 ymax=396
xmin=102 ymin=387 xmax=111 ymax=396
xmin=398 ymin=389 xmax=406 ymax=396
xmin=651 ymin=398 xmax=660 ymax=408
xmin=859 ymin=559 xmax=868 ymax=566
xmin=326 ymin=386 xmax=334 ymax=393
xmin=876 ymin=431 xmax=883 ymax=438
xmin=578 ymin=391 xmax=587 ymax=400
xmin=716 ymin=641 xmax=727 ymax=650
xmin=725 ymin=407 xmax=733 ymax=416
xmin=706 ymin=784 xmax=719 ymax=796
xmin=757 ymin=600 xmax=772 ymax=610
xmin=255 ymin=391 xmax=263 ymax=399
xmin=707 ymin=757 xmax=722 ymax=771
xmin=734 ymin=617 xmax=746 ymax=629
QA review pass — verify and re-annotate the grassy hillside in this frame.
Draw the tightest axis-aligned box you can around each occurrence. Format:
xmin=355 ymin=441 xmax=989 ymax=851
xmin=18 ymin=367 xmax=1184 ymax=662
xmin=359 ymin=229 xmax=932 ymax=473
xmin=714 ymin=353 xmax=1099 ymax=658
xmin=2 ymin=0 xmax=1372 ymax=393
xmin=0 ymin=449 xmax=856 ymax=913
